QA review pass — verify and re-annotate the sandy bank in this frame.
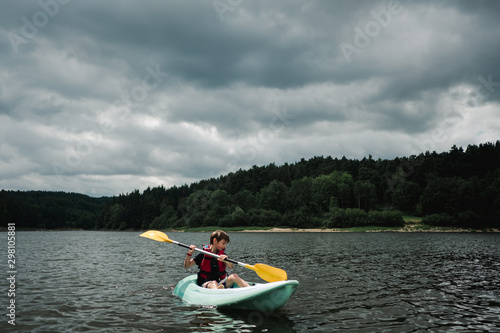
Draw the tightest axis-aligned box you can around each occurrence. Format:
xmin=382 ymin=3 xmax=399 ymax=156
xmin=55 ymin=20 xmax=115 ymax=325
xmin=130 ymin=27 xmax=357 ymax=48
xmin=241 ymin=228 xmax=339 ymax=232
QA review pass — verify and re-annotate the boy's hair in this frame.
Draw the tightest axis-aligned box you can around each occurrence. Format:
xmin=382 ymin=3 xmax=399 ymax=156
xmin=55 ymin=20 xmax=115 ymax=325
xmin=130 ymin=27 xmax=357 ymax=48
xmin=210 ymin=230 xmax=230 ymax=244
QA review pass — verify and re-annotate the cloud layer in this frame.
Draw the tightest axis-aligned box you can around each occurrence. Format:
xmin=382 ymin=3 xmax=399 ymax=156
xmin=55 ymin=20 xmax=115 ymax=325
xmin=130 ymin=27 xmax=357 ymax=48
xmin=1 ymin=0 xmax=499 ymax=196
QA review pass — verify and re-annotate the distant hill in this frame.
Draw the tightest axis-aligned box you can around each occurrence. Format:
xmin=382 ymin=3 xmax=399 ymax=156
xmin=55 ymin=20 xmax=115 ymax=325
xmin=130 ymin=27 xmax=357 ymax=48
xmin=0 ymin=191 xmax=109 ymax=229
xmin=2 ymin=141 xmax=499 ymax=230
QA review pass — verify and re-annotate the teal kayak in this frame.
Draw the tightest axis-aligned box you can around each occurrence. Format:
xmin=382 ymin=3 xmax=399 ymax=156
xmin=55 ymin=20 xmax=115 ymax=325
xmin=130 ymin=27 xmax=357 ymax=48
xmin=173 ymin=275 xmax=299 ymax=311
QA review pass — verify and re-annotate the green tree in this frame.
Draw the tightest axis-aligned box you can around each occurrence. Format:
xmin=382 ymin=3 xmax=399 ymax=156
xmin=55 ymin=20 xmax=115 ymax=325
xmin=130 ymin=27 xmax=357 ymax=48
xmin=149 ymin=205 xmax=177 ymax=229
xmin=247 ymin=208 xmax=281 ymax=227
xmin=233 ymin=190 xmax=256 ymax=212
xmin=107 ymin=204 xmax=125 ymax=229
xmin=420 ymin=177 xmax=469 ymax=215
xmin=368 ymin=210 xmax=404 ymax=227
xmin=354 ymin=180 xmax=376 ymax=210
xmin=286 ymin=177 xmax=314 ymax=212
xmin=391 ymin=181 xmax=421 ymax=213
xmin=258 ymin=180 xmax=287 ymax=213
xmin=185 ymin=190 xmax=212 ymax=227
xmin=312 ymin=173 xmax=338 ymax=212
xmin=337 ymin=180 xmax=352 ymax=209
xmin=312 ymin=171 xmax=354 ymax=211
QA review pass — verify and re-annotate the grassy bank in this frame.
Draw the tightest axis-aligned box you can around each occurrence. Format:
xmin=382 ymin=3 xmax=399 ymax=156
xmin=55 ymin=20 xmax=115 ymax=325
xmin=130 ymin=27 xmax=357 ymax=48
xmin=171 ymin=226 xmax=275 ymax=232
xmin=165 ymin=215 xmax=499 ymax=233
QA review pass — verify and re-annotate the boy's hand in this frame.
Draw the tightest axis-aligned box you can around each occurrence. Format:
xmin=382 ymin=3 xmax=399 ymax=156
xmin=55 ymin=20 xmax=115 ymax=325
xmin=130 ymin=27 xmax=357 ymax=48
xmin=218 ymin=254 xmax=228 ymax=261
xmin=187 ymin=245 xmax=196 ymax=255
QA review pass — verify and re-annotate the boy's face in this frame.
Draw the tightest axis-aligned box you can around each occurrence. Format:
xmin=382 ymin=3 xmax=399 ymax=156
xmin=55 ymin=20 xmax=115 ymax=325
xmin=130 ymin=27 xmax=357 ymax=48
xmin=213 ymin=239 xmax=228 ymax=252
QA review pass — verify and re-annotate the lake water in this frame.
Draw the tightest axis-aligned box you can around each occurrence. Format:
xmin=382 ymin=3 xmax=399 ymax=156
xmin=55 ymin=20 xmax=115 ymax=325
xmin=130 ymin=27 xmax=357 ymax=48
xmin=1 ymin=231 xmax=499 ymax=332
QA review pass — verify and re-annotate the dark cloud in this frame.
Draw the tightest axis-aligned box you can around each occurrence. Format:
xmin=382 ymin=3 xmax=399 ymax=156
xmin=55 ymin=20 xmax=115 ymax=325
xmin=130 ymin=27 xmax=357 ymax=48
xmin=0 ymin=0 xmax=499 ymax=196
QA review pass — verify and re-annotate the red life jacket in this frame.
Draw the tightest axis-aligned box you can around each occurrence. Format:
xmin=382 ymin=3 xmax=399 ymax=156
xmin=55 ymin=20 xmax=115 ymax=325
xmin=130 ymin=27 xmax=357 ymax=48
xmin=197 ymin=245 xmax=227 ymax=284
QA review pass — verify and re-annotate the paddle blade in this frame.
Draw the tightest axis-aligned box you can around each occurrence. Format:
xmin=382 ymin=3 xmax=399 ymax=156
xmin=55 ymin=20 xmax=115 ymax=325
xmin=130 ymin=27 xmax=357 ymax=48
xmin=140 ymin=230 xmax=172 ymax=243
xmin=246 ymin=263 xmax=288 ymax=282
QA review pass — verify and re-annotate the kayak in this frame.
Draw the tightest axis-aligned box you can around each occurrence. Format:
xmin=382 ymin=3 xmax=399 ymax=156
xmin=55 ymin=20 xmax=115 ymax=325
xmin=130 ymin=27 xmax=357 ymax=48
xmin=173 ymin=274 xmax=299 ymax=311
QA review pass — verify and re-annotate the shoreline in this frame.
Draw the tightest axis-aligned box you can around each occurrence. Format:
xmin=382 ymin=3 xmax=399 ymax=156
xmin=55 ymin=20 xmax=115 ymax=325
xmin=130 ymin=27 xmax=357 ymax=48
xmin=237 ymin=227 xmax=500 ymax=233
xmin=3 ymin=227 xmax=499 ymax=233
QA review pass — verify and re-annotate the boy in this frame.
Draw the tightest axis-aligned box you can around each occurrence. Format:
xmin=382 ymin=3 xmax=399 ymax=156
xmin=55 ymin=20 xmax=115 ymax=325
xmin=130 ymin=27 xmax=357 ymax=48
xmin=184 ymin=230 xmax=250 ymax=289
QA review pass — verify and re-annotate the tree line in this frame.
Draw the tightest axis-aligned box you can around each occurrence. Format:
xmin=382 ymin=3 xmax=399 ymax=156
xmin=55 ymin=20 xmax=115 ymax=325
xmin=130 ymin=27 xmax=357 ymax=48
xmin=0 ymin=191 xmax=108 ymax=229
xmin=1 ymin=142 xmax=499 ymax=230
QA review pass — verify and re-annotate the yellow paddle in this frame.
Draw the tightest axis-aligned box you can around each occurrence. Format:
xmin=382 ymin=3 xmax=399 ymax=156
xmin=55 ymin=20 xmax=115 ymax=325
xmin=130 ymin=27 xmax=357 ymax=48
xmin=140 ymin=230 xmax=288 ymax=282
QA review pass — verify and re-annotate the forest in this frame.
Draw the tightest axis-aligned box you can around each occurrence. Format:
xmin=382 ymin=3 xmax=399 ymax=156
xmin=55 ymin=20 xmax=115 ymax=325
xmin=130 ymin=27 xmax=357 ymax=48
xmin=1 ymin=142 xmax=499 ymax=230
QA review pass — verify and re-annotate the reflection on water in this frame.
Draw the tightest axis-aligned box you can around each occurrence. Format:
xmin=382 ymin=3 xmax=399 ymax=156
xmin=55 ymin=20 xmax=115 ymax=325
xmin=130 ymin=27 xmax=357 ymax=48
xmin=1 ymin=231 xmax=499 ymax=332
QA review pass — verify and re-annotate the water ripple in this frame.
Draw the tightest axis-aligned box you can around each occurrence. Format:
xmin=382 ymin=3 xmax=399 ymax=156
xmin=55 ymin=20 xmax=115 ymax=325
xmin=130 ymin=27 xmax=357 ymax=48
xmin=1 ymin=231 xmax=499 ymax=332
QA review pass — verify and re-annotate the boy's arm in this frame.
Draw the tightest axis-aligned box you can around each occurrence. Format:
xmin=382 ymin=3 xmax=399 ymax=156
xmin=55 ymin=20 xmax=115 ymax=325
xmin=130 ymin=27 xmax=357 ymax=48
xmin=184 ymin=245 xmax=197 ymax=268
xmin=219 ymin=254 xmax=233 ymax=269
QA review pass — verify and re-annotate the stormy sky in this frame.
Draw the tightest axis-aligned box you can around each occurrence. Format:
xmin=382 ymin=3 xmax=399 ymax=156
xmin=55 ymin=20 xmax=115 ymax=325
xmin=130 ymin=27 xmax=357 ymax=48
xmin=1 ymin=0 xmax=499 ymax=197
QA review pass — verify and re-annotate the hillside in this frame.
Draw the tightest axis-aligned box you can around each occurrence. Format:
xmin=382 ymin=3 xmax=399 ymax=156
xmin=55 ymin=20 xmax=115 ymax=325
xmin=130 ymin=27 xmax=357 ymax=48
xmin=1 ymin=142 xmax=499 ymax=230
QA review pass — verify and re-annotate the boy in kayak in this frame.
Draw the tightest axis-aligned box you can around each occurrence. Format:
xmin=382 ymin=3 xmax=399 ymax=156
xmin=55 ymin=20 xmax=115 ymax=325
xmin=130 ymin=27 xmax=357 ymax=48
xmin=184 ymin=230 xmax=250 ymax=289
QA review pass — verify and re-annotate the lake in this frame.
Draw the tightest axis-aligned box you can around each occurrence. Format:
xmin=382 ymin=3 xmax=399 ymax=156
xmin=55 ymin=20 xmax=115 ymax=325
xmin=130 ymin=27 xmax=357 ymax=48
xmin=1 ymin=231 xmax=499 ymax=332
